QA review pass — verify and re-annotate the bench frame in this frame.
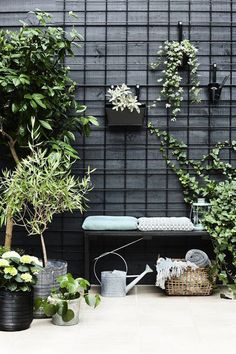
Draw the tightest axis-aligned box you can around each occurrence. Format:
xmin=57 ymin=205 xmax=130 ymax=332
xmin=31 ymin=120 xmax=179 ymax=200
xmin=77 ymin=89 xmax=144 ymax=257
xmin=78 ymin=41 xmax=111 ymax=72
xmin=83 ymin=230 xmax=210 ymax=281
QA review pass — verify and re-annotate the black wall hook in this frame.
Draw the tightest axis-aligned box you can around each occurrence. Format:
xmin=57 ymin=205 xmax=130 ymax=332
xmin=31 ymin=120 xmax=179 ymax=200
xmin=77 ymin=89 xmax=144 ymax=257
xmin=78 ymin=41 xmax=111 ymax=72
xmin=135 ymin=85 xmax=140 ymax=101
xmin=208 ymin=63 xmax=229 ymax=104
xmin=178 ymin=21 xmax=183 ymax=42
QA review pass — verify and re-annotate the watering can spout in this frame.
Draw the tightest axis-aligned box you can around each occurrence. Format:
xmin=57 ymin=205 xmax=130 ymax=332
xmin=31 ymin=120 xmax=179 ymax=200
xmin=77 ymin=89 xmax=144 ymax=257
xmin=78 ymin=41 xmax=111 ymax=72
xmin=126 ymin=264 xmax=153 ymax=294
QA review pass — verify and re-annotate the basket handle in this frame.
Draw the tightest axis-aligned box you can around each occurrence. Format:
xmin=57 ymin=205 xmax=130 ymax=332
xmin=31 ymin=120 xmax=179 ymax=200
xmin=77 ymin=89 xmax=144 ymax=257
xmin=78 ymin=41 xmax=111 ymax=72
xmin=93 ymin=252 xmax=128 ymax=285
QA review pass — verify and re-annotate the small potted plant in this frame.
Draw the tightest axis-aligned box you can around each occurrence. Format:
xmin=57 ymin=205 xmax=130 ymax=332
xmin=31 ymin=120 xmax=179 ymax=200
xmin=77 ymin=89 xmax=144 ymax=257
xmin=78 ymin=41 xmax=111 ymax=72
xmin=150 ymin=39 xmax=201 ymax=120
xmin=106 ymin=84 xmax=145 ymax=127
xmin=0 ymin=250 xmax=42 ymax=331
xmin=35 ymin=273 xmax=100 ymax=326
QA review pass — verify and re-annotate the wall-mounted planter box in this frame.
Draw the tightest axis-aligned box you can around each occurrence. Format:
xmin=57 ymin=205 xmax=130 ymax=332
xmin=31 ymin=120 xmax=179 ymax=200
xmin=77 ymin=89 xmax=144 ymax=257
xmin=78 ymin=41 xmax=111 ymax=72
xmin=106 ymin=104 xmax=146 ymax=127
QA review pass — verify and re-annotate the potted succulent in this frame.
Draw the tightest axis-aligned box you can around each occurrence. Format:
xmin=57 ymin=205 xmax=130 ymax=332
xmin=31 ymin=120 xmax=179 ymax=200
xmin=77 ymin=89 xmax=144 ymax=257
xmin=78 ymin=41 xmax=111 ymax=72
xmin=0 ymin=144 xmax=93 ymax=317
xmin=150 ymin=39 xmax=201 ymax=120
xmin=106 ymin=84 xmax=145 ymax=127
xmin=35 ymin=273 xmax=100 ymax=326
xmin=0 ymin=250 xmax=42 ymax=331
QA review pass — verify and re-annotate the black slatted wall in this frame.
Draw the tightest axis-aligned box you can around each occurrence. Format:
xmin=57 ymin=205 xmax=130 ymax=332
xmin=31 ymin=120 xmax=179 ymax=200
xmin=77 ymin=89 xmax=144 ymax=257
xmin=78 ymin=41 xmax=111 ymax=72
xmin=1 ymin=0 xmax=235 ymax=280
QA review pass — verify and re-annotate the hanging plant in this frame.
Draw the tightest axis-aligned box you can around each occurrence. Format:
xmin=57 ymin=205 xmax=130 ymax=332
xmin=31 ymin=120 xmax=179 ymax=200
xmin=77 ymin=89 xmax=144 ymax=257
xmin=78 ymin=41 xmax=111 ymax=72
xmin=150 ymin=39 xmax=201 ymax=120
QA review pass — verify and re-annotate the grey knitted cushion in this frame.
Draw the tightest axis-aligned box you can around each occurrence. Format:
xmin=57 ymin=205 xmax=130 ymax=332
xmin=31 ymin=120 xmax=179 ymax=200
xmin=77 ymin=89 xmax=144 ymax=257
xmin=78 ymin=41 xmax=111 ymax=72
xmin=138 ymin=217 xmax=194 ymax=231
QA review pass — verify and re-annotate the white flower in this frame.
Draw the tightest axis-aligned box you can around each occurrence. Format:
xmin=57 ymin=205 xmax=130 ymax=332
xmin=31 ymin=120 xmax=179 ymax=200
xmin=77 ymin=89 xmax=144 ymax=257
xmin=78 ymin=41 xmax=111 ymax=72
xmin=2 ymin=251 xmax=20 ymax=259
xmin=0 ymin=259 xmax=9 ymax=267
xmin=20 ymin=273 xmax=33 ymax=282
xmin=107 ymin=84 xmax=142 ymax=113
xmin=166 ymin=103 xmax=171 ymax=108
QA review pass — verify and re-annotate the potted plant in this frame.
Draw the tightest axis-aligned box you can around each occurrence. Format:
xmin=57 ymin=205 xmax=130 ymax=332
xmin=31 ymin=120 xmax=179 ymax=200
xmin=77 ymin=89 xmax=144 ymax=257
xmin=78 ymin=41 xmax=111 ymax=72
xmin=106 ymin=84 xmax=145 ymax=127
xmin=0 ymin=250 xmax=42 ymax=331
xmin=35 ymin=273 xmax=100 ymax=326
xmin=0 ymin=10 xmax=98 ymax=249
xmin=0 ymin=144 xmax=93 ymax=316
xmin=150 ymin=39 xmax=201 ymax=120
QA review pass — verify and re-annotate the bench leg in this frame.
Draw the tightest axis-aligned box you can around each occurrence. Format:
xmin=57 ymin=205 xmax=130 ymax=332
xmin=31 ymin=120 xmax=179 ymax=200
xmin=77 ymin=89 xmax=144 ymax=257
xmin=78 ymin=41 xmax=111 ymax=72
xmin=84 ymin=235 xmax=90 ymax=281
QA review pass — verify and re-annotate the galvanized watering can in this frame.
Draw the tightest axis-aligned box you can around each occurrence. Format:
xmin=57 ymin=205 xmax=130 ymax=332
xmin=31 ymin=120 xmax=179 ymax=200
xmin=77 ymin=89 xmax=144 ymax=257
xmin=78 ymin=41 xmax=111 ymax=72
xmin=94 ymin=238 xmax=153 ymax=297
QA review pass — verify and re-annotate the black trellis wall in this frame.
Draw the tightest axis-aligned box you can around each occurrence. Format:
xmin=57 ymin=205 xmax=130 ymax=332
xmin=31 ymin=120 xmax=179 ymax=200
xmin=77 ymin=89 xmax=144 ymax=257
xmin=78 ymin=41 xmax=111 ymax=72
xmin=1 ymin=0 xmax=236 ymax=278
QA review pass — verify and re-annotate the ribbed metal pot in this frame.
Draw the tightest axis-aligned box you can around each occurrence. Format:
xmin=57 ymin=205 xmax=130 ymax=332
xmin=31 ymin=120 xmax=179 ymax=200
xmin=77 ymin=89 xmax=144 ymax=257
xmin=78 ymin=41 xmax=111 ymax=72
xmin=52 ymin=298 xmax=81 ymax=326
xmin=33 ymin=259 xmax=67 ymax=318
xmin=0 ymin=290 xmax=33 ymax=331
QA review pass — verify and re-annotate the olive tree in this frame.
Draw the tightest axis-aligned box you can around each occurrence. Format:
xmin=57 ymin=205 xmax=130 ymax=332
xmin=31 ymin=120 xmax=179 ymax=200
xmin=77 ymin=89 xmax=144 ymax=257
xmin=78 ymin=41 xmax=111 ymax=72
xmin=0 ymin=146 xmax=93 ymax=267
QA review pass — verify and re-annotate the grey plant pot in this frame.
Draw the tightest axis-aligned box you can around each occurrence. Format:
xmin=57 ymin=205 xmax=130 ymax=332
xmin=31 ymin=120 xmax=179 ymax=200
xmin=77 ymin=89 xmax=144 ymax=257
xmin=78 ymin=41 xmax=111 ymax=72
xmin=51 ymin=298 xmax=81 ymax=326
xmin=33 ymin=259 xmax=67 ymax=319
xmin=106 ymin=104 xmax=145 ymax=127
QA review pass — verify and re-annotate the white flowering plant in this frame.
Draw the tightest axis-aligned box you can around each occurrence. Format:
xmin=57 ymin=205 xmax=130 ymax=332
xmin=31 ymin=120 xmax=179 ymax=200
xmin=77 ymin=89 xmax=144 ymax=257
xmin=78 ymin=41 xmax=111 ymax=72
xmin=107 ymin=84 xmax=142 ymax=113
xmin=150 ymin=39 xmax=201 ymax=120
xmin=0 ymin=251 xmax=42 ymax=292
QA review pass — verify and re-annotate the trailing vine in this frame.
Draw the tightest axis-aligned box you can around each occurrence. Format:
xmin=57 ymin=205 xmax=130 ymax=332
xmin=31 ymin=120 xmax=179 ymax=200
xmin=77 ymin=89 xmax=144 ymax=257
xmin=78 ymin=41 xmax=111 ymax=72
xmin=150 ymin=40 xmax=201 ymax=120
xmin=148 ymin=122 xmax=236 ymax=297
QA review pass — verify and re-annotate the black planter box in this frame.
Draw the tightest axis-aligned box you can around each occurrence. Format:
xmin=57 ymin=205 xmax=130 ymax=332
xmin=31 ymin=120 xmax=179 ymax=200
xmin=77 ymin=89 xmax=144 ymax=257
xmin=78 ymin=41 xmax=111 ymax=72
xmin=106 ymin=104 xmax=145 ymax=127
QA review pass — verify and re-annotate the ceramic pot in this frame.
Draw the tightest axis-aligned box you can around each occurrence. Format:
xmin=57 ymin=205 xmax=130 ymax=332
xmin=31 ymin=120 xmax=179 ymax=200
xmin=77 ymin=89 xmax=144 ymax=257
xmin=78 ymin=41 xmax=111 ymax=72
xmin=0 ymin=289 xmax=33 ymax=331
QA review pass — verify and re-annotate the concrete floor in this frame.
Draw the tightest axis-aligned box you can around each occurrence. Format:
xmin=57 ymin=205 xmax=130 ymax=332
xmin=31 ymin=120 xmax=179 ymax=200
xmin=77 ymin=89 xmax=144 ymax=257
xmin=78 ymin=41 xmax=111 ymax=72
xmin=1 ymin=286 xmax=235 ymax=354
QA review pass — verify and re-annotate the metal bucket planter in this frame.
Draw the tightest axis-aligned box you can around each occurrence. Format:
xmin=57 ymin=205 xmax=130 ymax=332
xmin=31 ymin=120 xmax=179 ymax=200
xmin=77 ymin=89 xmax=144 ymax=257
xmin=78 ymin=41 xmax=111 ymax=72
xmin=51 ymin=298 xmax=81 ymax=326
xmin=106 ymin=104 xmax=145 ymax=127
xmin=0 ymin=290 xmax=33 ymax=331
xmin=33 ymin=259 xmax=67 ymax=318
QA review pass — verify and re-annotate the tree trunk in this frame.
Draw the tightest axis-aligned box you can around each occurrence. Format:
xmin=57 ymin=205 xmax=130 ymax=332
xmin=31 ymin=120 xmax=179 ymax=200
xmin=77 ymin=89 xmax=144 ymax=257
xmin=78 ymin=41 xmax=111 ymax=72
xmin=4 ymin=217 xmax=13 ymax=248
xmin=40 ymin=234 xmax=48 ymax=267
xmin=0 ymin=134 xmax=20 ymax=249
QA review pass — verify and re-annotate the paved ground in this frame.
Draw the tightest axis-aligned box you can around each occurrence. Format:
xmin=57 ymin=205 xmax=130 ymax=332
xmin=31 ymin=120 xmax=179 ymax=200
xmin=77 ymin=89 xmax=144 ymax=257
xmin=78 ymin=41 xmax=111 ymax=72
xmin=1 ymin=286 xmax=235 ymax=354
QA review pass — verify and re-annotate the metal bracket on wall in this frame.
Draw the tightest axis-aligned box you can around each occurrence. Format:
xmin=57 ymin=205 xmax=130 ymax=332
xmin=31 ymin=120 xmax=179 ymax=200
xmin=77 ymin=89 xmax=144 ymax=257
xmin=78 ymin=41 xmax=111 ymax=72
xmin=178 ymin=21 xmax=183 ymax=42
xmin=208 ymin=63 xmax=229 ymax=104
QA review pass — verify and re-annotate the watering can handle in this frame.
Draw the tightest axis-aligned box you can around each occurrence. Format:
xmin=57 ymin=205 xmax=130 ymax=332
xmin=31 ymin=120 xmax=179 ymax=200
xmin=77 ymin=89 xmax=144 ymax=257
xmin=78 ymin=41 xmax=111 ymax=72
xmin=93 ymin=252 xmax=128 ymax=285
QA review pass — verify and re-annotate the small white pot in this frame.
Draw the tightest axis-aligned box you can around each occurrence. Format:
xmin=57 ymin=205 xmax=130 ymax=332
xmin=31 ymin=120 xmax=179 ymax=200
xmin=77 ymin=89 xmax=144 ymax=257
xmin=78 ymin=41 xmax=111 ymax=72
xmin=51 ymin=298 xmax=81 ymax=326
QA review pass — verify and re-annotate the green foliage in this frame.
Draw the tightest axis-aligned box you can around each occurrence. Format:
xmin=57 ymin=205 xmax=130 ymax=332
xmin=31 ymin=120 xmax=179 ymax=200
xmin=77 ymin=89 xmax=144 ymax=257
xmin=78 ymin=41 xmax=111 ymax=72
xmin=148 ymin=122 xmax=236 ymax=203
xmin=148 ymin=122 xmax=236 ymax=296
xmin=0 ymin=11 xmax=98 ymax=160
xmin=0 ymin=251 xmax=42 ymax=292
xmin=0 ymin=147 xmax=93 ymax=264
xmin=203 ymin=181 xmax=236 ymax=297
xmin=0 ymin=148 xmax=92 ymax=235
xmin=150 ymin=40 xmax=201 ymax=120
xmin=35 ymin=273 xmax=101 ymax=322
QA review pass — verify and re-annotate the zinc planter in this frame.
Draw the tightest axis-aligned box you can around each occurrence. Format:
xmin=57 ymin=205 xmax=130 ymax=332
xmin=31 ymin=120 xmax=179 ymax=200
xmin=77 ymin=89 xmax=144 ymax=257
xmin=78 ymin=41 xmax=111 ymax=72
xmin=51 ymin=298 xmax=81 ymax=326
xmin=33 ymin=259 xmax=67 ymax=318
xmin=0 ymin=290 xmax=33 ymax=331
xmin=106 ymin=104 xmax=145 ymax=127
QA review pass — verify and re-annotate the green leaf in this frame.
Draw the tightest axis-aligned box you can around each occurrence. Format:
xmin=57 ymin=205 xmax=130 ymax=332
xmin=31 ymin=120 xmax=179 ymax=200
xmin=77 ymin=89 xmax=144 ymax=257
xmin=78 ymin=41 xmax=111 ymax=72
xmin=34 ymin=298 xmax=43 ymax=311
xmin=39 ymin=120 xmax=53 ymax=130
xmin=62 ymin=309 xmax=74 ymax=322
xmin=12 ymin=103 xmax=18 ymax=113
xmin=44 ymin=303 xmax=57 ymax=317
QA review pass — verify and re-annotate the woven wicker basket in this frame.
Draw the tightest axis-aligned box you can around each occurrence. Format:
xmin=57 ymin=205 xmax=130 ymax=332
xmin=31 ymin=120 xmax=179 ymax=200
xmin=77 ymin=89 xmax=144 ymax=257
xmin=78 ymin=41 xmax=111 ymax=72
xmin=165 ymin=267 xmax=214 ymax=296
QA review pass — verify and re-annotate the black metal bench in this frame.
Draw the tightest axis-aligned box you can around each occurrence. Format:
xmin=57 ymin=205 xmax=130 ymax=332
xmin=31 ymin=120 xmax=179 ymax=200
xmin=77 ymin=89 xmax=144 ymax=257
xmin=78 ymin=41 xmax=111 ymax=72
xmin=83 ymin=230 xmax=210 ymax=280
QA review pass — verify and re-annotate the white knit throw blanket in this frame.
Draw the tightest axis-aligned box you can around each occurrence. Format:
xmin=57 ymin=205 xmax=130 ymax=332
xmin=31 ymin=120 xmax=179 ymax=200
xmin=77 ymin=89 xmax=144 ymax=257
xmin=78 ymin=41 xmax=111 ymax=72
xmin=156 ymin=258 xmax=198 ymax=289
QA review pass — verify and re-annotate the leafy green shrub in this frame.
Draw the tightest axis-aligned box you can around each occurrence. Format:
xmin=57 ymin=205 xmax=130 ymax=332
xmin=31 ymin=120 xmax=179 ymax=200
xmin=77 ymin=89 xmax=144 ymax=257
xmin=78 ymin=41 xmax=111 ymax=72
xmin=0 ymin=146 xmax=93 ymax=266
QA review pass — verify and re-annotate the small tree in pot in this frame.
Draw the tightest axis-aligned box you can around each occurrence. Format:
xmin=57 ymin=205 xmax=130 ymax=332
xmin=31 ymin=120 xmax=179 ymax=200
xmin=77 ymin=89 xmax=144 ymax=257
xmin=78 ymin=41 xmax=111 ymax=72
xmin=0 ymin=144 xmax=93 ymax=315
xmin=0 ymin=147 xmax=92 ymax=267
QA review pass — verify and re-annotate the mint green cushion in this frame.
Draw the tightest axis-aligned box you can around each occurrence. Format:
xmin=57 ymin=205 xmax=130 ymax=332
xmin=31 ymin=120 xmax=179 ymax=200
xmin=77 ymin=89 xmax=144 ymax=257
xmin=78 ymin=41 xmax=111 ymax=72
xmin=82 ymin=216 xmax=138 ymax=231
